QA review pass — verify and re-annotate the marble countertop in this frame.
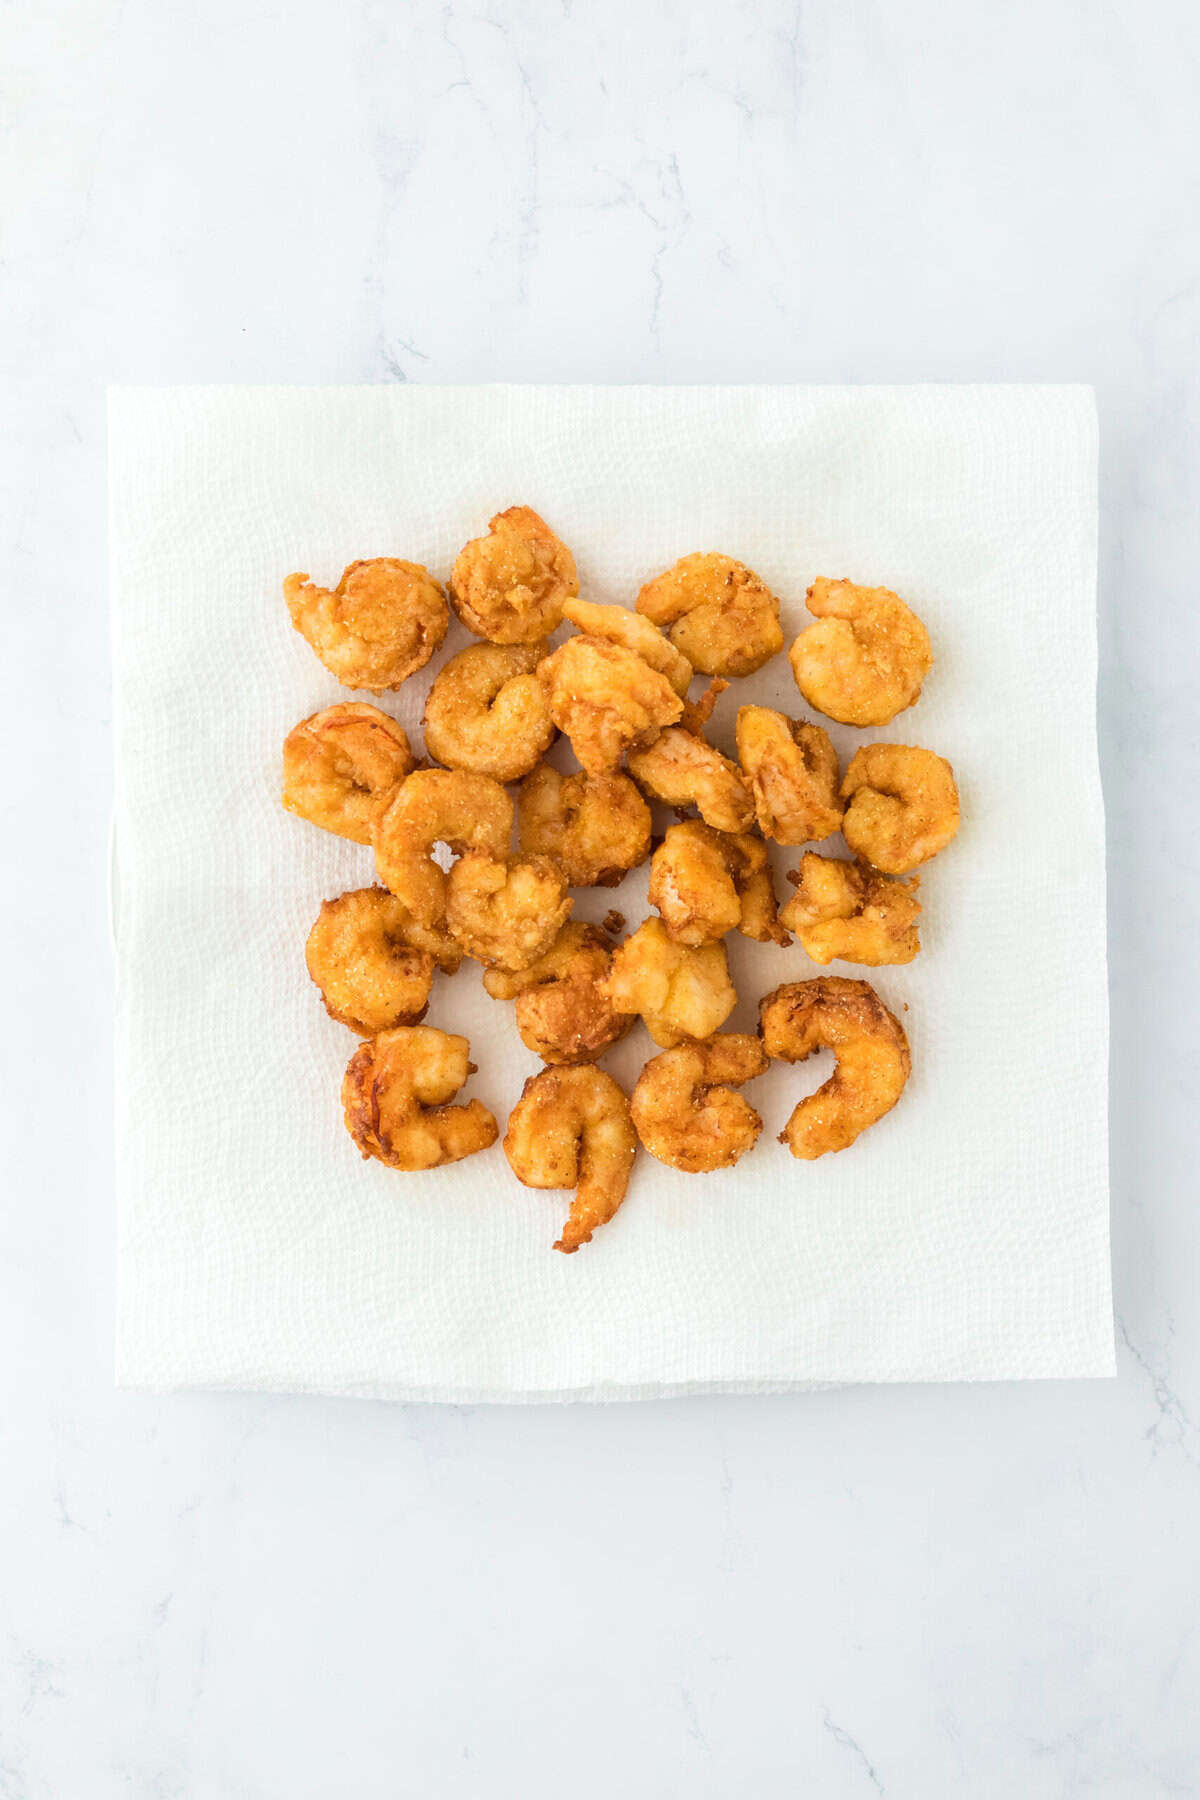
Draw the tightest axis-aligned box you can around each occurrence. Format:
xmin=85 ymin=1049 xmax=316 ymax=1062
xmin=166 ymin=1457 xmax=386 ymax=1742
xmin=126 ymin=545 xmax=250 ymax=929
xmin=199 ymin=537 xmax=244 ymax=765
xmin=4 ymin=0 xmax=1198 ymax=1793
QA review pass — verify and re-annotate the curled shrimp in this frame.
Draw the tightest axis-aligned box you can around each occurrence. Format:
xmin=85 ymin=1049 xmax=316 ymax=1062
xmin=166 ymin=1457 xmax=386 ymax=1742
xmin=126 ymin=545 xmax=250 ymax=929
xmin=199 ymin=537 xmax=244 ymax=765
xmin=626 ymin=728 xmax=754 ymax=834
xmin=636 ymin=552 xmax=783 ymax=677
xmin=483 ymin=922 xmax=631 ymax=1065
xmin=631 ymin=1034 xmax=768 ymax=1173
xmin=373 ymin=769 xmax=512 ymax=927
xmin=305 ymin=887 xmax=445 ymax=1035
xmin=282 ymin=703 xmax=416 ymax=844
xmin=284 ymin=558 xmax=449 ymax=691
xmin=759 ymin=977 xmax=911 ymax=1159
xmin=537 ymin=634 xmax=683 ymax=775
xmin=781 ymin=854 xmax=920 ymax=966
xmin=422 ymin=642 xmax=555 ymax=781
xmin=649 ymin=821 xmax=787 ymax=947
xmin=562 ymin=596 xmax=694 ymax=696
xmin=517 ymin=765 xmax=651 ymax=888
xmin=503 ymin=1065 xmax=637 ymax=1253
xmin=734 ymin=705 xmax=842 ymax=846
xmin=841 ymin=743 xmax=960 ymax=873
xmin=450 ymin=505 xmax=578 ymax=643
xmin=342 ymin=1026 xmax=498 ymax=1170
xmin=602 ymin=918 xmax=737 ymax=1049
xmin=445 ymin=850 xmax=572 ymax=971
xmin=788 ymin=577 xmax=932 ymax=727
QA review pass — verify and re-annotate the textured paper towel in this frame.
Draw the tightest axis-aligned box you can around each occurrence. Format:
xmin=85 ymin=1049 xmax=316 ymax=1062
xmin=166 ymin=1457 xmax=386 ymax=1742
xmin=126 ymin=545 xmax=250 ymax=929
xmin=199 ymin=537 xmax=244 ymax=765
xmin=110 ymin=385 xmax=1111 ymax=1400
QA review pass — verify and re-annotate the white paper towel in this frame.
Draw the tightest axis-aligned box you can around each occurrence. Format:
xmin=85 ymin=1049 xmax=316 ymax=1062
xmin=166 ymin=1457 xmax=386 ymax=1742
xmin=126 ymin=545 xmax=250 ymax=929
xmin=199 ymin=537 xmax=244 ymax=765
xmin=110 ymin=384 xmax=1111 ymax=1400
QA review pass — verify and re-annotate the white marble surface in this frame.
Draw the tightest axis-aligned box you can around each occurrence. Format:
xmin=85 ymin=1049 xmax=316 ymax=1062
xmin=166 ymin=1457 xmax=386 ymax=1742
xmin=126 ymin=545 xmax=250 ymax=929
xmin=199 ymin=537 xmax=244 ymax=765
xmin=2 ymin=0 xmax=1198 ymax=1792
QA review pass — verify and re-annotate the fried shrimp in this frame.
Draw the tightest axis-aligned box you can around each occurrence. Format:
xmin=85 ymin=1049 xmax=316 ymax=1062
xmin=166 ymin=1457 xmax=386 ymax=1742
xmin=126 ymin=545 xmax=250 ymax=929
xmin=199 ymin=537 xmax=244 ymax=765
xmin=648 ymin=821 xmax=788 ymax=947
xmin=636 ymin=552 xmax=783 ymax=677
xmin=445 ymin=850 xmax=571 ymax=971
xmin=759 ymin=977 xmax=911 ymax=1159
xmin=649 ymin=824 xmax=737 ymax=944
xmin=422 ymin=642 xmax=555 ymax=781
xmin=631 ymin=1034 xmax=768 ymax=1172
xmin=282 ymin=703 xmax=416 ymax=843
xmin=561 ymin=596 xmax=694 ymax=696
xmin=840 ymin=743 xmax=960 ymax=873
xmin=503 ymin=1065 xmax=637 ymax=1253
xmin=734 ymin=705 xmax=842 ymax=845
xmin=602 ymin=918 xmax=737 ymax=1049
xmin=483 ymin=922 xmax=631 ymax=1064
xmin=284 ymin=558 xmax=449 ymax=691
xmin=517 ymin=765 xmax=651 ymax=887
xmin=305 ymin=888 xmax=437 ymax=1034
xmin=781 ymin=854 xmax=921 ymax=966
xmin=449 ymin=505 xmax=578 ymax=643
xmin=373 ymin=769 xmax=512 ymax=926
xmin=537 ymin=635 xmax=684 ymax=775
xmin=626 ymin=728 xmax=754 ymax=834
xmin=342 ymin=1026 xmax=498 ymax=1170
xmin=788 ymin=576 xmax=932 ymax=726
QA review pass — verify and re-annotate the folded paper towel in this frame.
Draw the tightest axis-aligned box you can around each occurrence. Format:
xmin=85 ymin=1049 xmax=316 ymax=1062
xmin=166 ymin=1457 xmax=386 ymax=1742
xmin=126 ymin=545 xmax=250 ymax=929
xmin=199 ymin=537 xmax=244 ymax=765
xmin=110 ymin=384 xmax=1111 ymax=1400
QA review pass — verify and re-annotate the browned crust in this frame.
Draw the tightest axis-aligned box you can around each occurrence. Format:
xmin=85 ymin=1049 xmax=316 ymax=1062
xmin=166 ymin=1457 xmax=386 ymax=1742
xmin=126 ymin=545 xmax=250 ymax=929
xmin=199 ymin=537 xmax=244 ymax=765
xmin=342 ymin=1040 xmax=388 ymax=1160
xmin=341 ymin=1039 xmax=497 ymax=1168
xmin=758 ymin=977 xmax=910 ymax=1066
xmin=320 ymin=993 xmax=429 ymax=1035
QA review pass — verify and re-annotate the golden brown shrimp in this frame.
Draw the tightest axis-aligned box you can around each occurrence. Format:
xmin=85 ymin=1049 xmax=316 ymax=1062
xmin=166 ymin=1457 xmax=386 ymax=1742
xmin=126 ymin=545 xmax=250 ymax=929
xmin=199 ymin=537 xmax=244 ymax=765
xmin=503 ymin=1065 xmax=637 ymax=1252
xmin=445 ymin=850 xmax=571 ymax=971
xmin=840 ymin=743 xmax=960 ymax=873
xmin=449 ymin=505 xmax=578 ymax=643
xmin=537 ymin=635 xmax=683 ymax=775
xmin=342 ymin=1026 xmax=498 ymax=1170
xmin=626 ymin=728 xmax=754 ymax=834
xmin=305 ymin=888 xmax=440 ymax=1034
xmin=788 ymin=577 xmax=932 ymax=727
xmin=648 ymin=821 xmax=788 ymax=947
xmin=602 ymin=918 xmax=737 ymax=1049
xmin=759 ymin=977 xmax=910 ymax=1159
xmin=312 ymin=883 xmax=465 ymax=977
xmin=483 ymin=922 xmax=631 ymax=1065
xmin=517 ymin=765 xmax=651 ymax=888
xmin=284 ymin=559 xmax=449 ymax=691
xmin=649 ymin=823 xmax=739 ymax=945
xmin=636 ymin=552 xmax=783 ymax=677
xmin=781 ymin=854 xmax=921 ymax=966
xmin=734 ymin=705 xmax=842 ymax=846
xmin=373 ymin=769 xmax=512 ymax=927
xmin=282 ymin=703 xmax=416 ymax=844
xmin=561 ymin=596 xmax=694 ymax=696
xmin=422 ymin=642 xmax=555 ymax=781
xmin=631 ymin=1034 xmax=768 ymax=1172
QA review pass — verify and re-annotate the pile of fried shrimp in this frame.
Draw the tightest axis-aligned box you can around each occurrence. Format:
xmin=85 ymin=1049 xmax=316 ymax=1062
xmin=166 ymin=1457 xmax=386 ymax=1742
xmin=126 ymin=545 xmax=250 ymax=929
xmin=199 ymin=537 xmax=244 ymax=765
xmin=282 ymin=507 xmax=961 ymax=1254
